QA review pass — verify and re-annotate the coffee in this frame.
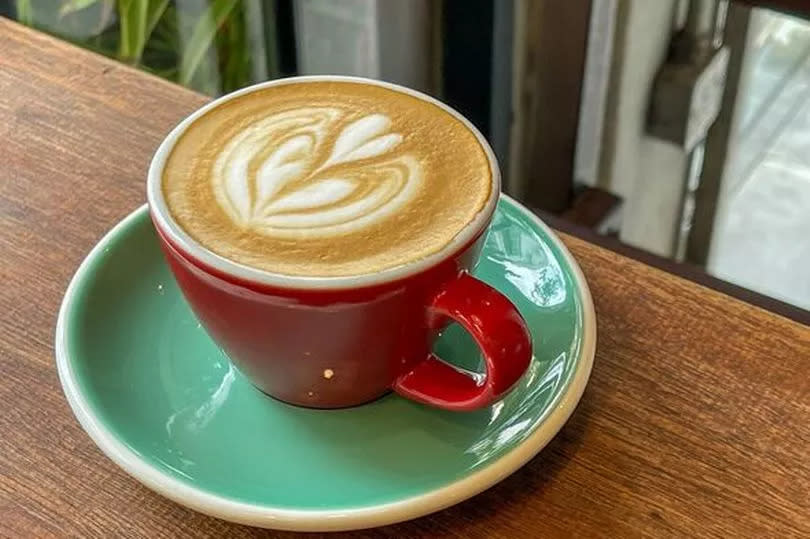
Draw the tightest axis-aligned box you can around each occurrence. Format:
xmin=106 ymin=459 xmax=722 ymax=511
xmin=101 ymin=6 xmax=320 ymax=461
xmin=162 ymin=80 xmax=492 ymax=277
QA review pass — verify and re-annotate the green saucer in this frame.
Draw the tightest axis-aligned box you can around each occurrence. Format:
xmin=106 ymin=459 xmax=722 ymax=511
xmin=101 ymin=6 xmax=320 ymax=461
xmin=56 ymin=196 xmax=595 ymax=531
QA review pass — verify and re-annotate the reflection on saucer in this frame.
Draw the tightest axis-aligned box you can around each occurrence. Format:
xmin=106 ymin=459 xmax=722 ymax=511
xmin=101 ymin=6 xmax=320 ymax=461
xmin=485 ymin=210 xmax=567 ymax=308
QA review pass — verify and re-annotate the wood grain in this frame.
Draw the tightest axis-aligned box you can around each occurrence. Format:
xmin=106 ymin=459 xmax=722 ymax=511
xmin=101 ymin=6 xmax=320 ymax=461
xmin=1 ymin=18 xmax=808 ymax=538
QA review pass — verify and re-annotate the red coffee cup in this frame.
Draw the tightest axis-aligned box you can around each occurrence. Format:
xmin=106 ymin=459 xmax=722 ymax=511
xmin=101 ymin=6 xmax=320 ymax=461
xmin=147 ymin=76 xmax=531 ymax=411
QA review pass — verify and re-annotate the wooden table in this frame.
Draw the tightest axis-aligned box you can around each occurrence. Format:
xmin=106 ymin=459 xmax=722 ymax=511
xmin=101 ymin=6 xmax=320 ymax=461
xmin=1 ymin=19 xmax=808 ymax=538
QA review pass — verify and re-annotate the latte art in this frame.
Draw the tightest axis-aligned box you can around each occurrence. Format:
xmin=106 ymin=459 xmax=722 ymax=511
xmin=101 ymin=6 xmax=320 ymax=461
xmin=213 ymin=109 xmax=421 ymax=238
xmin=162 ymin=80 xmax=493 ymax=277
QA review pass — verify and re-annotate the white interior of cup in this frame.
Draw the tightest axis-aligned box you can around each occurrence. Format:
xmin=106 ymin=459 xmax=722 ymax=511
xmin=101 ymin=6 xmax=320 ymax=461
xmin=146 ymin=75 xmax=501 ymax=290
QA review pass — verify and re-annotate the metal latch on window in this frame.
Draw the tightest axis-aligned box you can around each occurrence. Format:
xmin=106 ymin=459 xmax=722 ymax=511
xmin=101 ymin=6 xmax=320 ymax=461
xmin=647 ymin=45 xmax=729 ymax=151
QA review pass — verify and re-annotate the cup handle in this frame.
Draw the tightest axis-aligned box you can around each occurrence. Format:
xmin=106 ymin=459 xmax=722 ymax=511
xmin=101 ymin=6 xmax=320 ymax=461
xmin=393 ymin=272 xmax=532 ymax=411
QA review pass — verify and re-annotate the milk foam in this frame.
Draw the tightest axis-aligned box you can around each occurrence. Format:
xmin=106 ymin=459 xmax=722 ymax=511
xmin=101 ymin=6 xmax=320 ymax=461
xmin=161 ymin=80 xmax=493 ymax=277
xmin=212 ymin=107 xmax=421 ymax=238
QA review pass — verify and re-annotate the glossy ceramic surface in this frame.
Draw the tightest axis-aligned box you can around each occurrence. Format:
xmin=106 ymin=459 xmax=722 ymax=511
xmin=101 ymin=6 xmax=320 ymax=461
xmin=148 ymin=75 xmax=530 ymax=411
xmin=56 ymin=196 xmax=596 ymax=531
xmin=156 ymin=208 xmax=531 ymax=411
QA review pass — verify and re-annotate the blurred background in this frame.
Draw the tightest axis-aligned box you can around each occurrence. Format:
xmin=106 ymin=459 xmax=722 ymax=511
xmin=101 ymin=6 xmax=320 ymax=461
xmin=2 ymin=0 xmax=808 ymax=311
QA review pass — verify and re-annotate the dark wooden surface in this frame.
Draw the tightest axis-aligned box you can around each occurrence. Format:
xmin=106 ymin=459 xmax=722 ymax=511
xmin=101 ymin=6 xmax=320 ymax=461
xmin=508 ymin=0 xmax=591 ymax=212
xmin=542 ymin=211 xmax=810 ymax=326
xmin=1 ymin=19 xmax=809 ymax=538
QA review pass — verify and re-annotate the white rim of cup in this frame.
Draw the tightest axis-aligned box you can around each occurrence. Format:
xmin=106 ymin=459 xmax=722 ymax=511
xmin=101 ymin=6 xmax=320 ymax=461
xmin=146 ymin=75 xmax=501 ymax=290
xmin=56 ymin=199 xmax=596 ymax=532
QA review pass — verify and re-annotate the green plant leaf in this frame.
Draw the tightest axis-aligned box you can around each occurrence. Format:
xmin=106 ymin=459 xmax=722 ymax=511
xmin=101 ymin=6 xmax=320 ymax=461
xmin=179 ymin=0 xmax=239 ymax=86
xmin=151 ymin=3 xmax=178 ymax=46
xmin=117 ymin=0 xmax=148 ymax=63
xmin=262 ymin=0 xmax=280 ymax=78
xmin=15 ymin=0 xmax=33 ymax=25
xmin=59 ymin=0 xmax=101 ymax=17
xmin=220 ymin=2 xmax=247 ymax=93
xmin=145 ymin=0 xmax=170 ymax=39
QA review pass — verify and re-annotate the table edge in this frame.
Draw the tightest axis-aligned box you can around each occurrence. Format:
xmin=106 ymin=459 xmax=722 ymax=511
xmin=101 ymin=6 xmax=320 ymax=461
xmin=541 ymin=210 xmax=810 ymax=326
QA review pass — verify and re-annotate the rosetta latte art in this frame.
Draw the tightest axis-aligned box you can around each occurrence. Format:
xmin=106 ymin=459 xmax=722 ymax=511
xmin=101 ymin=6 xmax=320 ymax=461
xmin=211 ymin=107 xmax=422 ymax=238
xmin=162 ymin=80 xmax=492 ymax=276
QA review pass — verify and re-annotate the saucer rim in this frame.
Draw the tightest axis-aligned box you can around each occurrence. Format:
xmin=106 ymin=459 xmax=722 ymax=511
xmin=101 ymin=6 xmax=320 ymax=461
xmin=55 ymin=195 xmax=596 ymax=532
